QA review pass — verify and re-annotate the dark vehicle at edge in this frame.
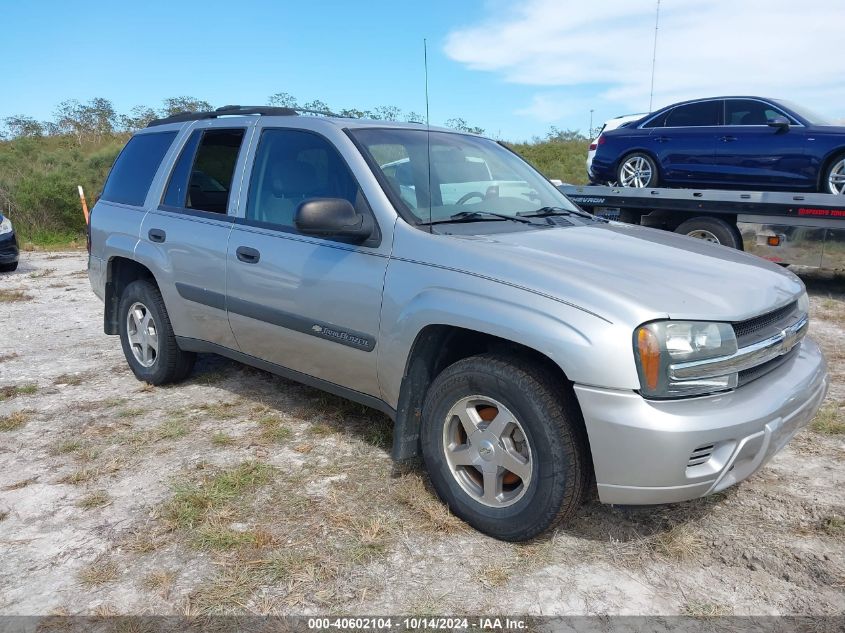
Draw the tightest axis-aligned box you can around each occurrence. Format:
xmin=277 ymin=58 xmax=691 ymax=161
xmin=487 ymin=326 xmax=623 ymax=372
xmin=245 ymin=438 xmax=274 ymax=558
xmin=590 ymin=97 xmax=845 ymax=195
xmin=0 ymin=213 xmax=19 ymax=272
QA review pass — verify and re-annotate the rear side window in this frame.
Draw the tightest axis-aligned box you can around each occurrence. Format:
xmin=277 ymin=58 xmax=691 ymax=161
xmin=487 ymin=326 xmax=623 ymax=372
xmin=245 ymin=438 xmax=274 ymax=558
xmin=101 ymin=132 xmax=177 ymax=206
xmin=665 ymin=101 xmax=722 ymax=127
xmin=162 ymin=129 xmax=246 ymax=214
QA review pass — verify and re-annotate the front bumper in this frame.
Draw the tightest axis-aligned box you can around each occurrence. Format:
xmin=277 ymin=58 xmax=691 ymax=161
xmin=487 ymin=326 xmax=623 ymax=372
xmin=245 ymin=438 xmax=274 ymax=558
xmin=574 ymin=337 xmax=828 ymax=505
xmin=0 ymin=231 xmax=19 ymax=264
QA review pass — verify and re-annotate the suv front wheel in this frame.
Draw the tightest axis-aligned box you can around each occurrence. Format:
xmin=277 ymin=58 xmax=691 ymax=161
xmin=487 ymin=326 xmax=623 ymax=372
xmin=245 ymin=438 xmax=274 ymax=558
xmin=118 ymin=280 xmax=195 ymax=385
xmin=420 ymin=354 xmax=589 ymax=541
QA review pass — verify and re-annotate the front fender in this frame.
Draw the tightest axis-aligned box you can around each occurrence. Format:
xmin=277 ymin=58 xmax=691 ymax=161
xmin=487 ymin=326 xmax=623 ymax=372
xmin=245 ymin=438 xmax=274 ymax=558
xmin=377 ymin=260 xmax=640 ymax=408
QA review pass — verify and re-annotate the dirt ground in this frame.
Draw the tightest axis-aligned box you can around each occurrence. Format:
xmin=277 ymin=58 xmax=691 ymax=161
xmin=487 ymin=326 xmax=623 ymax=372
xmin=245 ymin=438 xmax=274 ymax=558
xmin=0 ymin=251 xmax=843 ymax=617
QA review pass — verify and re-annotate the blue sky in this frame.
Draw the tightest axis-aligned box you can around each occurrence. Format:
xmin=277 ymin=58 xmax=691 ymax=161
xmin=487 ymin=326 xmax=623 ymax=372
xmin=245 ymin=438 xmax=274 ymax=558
xmin=3 ymin=0 xmax=843 ymax=141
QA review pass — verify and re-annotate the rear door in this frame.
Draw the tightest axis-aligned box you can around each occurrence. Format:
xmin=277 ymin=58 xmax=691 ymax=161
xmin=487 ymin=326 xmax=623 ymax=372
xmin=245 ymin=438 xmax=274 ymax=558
xmin=713 ymin=98 xmax=812 ymax=190
xmin=139 ymin=120 xmax=255 ymax=349
xmin=225 ymin=124 xmax=388 ymax=397
xmin=651 ymin=100 xmax=722 ymax=185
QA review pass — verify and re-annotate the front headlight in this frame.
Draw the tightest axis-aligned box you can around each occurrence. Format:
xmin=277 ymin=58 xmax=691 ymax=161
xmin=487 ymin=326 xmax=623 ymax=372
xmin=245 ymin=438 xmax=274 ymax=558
xmin=634 ymin=320 xmax=738 ymax=398
xmin=797 ymin=291 xmax=809 ymax=316
xmin=0 ymin=216 xmax=12 ymax=236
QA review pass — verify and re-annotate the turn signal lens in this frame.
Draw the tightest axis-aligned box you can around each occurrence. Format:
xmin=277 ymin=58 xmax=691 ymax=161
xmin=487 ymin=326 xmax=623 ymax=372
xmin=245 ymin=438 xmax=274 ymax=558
xmin=637 ymin=327 xmax=661 ymax=391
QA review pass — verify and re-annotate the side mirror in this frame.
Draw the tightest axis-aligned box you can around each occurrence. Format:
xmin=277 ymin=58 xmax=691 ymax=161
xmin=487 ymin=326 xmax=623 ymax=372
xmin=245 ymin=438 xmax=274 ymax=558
xmin=295 ymin=198 xmax=372 ymax=241
xmin=767 ymin=116 xmax=790 ymax=130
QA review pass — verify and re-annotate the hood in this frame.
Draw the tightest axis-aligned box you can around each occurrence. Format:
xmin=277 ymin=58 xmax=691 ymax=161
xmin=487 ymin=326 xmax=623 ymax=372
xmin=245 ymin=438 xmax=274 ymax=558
xmin=435 ymin=223 xmax=805 ymax=326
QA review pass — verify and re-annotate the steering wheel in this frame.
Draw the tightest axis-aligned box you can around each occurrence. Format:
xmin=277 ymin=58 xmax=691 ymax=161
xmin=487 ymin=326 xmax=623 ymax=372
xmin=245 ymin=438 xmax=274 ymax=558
xmin=456 ymin=191 xmax=485 ymax=205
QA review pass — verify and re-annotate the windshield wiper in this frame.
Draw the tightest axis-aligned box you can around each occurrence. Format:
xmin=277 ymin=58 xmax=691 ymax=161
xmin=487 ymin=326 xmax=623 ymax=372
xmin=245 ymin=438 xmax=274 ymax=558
xmin=518 ymin=206 xmax=598 ymax=221
xmin=420 ymin=211 xmax=533 ymax=226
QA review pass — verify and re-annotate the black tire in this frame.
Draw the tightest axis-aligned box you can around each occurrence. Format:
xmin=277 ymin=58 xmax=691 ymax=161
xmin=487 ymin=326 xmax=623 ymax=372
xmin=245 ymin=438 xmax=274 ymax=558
xmin=420 ymin=353 xmax=589 ymax=542
xmin=821 ymin=151 xmax=845 ymax=194
xmin=118 ymin=280 xmax=195 ymax=385
xmin=674 ymin=216 xmax=742 ymax=249
xmin=0 ymin=261 xmax=18 ymax=272
xmin=616 ymin=152 xmax=659 ymax=188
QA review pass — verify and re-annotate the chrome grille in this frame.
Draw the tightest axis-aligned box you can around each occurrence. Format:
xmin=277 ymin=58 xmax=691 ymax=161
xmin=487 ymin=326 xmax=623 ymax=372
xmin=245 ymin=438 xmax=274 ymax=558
xmin=737 ymin=344 xmax=800 ymax=387
xmin=733 ymin=300 xmax=800 ymax=347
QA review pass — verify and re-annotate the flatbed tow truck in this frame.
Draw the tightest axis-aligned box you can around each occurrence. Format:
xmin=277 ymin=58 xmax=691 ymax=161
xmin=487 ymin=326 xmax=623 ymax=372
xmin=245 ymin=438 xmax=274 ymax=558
xmin=559 ymin=185 xmax=845 ymax=270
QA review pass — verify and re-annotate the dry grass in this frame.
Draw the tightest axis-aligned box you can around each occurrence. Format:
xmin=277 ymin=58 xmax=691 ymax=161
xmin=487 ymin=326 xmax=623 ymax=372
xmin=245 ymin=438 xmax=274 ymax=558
xmin=0 ymin=383 xmax=37 ymax=400
xmin=682 ymin=601 xmax=734 ymax=617
xmin=0 ymin=410 xmax=32 ymax=432
xmin=77 ymin=491 xmax=110 ymax=510
xmin=156 ymin=418 xmax=188 ymax=441
xmin=116 ymin=407 xmax=144 ymax=418
xmin=308 ymin=422 xmax=335 ymax=437
xmin=256 ymin=415 xmax=291 ymax=444
xmin=0 ymin=510 xmax=8 ymax=522
xmin=211 ymin=431 xmax=235 ymax=446
xmin=142 ymin=570 xmax=176 ymax=599
xmin=391 ymin=472 xmax=466 ymax=533
xmin=197 ymin=401 xmax=241 ymax=419
xmin=811 ymin=402 xmax=844 ymax=435
xmin=649 ymin=523 xmax=705 ymax=561
xmin=53 ymin=372 xmax=93 ymax=386
xmin=2 ymin=476 xmax=38 ymax=491
xmin=162 ymin=461 xmax=274 ymax=533
xmin=78 ymin=556 xmax=120 ymax=587
xmin=820 ymin=515 xmax=845 ymax=537
xmin=50 ymin=439 xmax=84 ymax=455
xmin=0 ymin=352 xmax=19 ymax=363
xmin=0 ymin=289 xmax=32 ymax=302
xmin=475 ymin=564 xmax=511 ymax=587
xmin=29 ymin=267 xmax=56 ymax=279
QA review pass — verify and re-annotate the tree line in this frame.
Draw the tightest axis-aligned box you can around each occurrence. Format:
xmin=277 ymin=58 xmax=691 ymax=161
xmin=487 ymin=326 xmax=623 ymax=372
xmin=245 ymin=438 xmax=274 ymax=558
xmin=0 ymin=94 xmax=588 ymax=246
xmin=1 ymin=94 xmax=488 ymax=142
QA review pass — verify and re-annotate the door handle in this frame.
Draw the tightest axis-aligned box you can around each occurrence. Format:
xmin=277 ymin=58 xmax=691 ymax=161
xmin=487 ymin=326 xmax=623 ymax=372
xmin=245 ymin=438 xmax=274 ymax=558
xmin=719 ymin=135 xmax=737 ymax=142
xmin=236 ymin=246 xmax=261 ymax=264
xmin=655 ymin=136 xmax=670 ymax=143
xmin=148 ymin=228 xmax=166 ymax=243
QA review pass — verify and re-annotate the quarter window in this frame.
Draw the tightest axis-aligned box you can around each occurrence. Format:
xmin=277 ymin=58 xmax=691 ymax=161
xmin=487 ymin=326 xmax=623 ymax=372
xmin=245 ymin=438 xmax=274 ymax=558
xmin=665 ymin=101 xmax=722 ymax=127
xmin=725 ymin=99 xmax=788 ymax=125
xmin=101 ymin=132 xmax=177 ymax=206
xmin=246 ymin=129 xmax=359 ymax=230
xmin=642 ymin=111 xmax=669 ymax=128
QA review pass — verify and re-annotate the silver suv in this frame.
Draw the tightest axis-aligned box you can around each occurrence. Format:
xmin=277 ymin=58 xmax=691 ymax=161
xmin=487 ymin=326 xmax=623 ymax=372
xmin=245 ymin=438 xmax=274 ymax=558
xmin=88 ymin=106 xmax=828 ymax=541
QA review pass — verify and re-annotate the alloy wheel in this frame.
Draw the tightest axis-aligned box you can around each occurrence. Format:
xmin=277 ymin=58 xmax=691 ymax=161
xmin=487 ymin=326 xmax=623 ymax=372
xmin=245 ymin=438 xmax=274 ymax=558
xmin=442 ymin=396 xmax=533 ymax=508
xmin=126 ymin=302 xmax=159 ymax=368
xmin=828 ymin=159 xmax=845 ymax=194
xmin=619 ymin=156 xmax=654 ymax=188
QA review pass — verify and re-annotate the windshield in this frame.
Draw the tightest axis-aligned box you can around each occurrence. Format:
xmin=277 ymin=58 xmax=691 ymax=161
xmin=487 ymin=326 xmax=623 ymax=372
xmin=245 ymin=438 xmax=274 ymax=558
xmin=772 ymin=99 xmax=832 ymax=126
xmin=350 ymin=128 xmax=580 ymax=224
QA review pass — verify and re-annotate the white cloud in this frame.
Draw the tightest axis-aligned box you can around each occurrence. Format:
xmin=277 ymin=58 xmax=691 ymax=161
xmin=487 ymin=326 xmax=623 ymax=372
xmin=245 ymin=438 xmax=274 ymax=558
xmin=445 ymin=0 xmax=845 ymax=123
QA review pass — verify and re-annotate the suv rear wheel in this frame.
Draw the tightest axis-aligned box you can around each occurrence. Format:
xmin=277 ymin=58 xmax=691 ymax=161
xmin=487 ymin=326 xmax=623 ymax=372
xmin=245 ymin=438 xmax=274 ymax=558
xmin=420 ymin=354 xmax=588 ymax=542
xmin=118 ymin=280 xmax=195 ymax=385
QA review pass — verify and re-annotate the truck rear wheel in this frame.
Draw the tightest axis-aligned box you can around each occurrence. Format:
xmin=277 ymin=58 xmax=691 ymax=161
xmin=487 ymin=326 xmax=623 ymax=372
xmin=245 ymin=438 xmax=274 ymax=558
xmin=675 ymin=217 xmax=742 ymax=249
xmin=420 ymin=354 xmax=588 ymax=542
xmin=118 ymin=280 xmax=195 ymax=385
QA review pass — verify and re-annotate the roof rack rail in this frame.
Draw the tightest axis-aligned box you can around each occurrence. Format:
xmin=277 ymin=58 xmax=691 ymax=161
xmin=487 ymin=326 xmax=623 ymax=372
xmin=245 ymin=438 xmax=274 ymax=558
xmin=146 ymin=105 xmax=298 ymax=127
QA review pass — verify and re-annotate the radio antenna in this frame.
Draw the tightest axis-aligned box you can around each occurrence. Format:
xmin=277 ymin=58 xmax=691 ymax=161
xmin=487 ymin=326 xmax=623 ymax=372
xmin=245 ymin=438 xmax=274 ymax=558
xmin=648 ymin=0 xmax=661 ymax=112
xmin=424 ymin=38 xmax=433 ymax=230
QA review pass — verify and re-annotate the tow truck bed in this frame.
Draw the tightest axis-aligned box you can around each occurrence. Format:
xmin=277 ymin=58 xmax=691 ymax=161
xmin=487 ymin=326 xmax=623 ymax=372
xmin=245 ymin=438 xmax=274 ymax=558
xmin=559 ymin=185 xmax=845 ymax=270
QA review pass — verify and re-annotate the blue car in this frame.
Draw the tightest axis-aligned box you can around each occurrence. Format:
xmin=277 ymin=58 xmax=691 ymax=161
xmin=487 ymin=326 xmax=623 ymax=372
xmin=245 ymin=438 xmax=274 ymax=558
xmin=590 ymin=97 xmax=845 ymax=194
